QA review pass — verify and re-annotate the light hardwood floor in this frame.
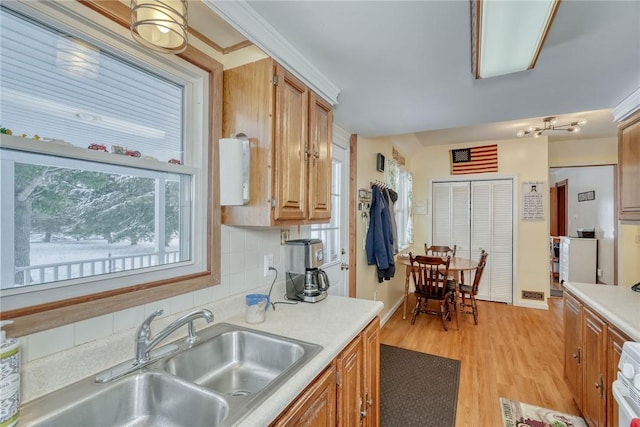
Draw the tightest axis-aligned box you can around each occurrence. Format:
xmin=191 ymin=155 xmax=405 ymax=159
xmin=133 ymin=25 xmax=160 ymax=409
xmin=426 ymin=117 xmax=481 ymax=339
xmin=380 ymin=295 xmax=581 ymax=427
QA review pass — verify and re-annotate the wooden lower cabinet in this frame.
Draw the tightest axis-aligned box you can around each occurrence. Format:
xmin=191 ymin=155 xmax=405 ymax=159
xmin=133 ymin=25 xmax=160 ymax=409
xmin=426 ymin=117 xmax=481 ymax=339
xmin=363 ymin=318 xmax=380 ymax=427
xmin=606 ymin=327 xmax=627 ymax=427
xmin=272 ymin=363 xmax=337 ymax=427
xmin=582 ymin=308 xmax=607 ymax=427
xmin=272 ymin=317 xmax=380 ymax=427
xmin=337 ymin=334 xmax=363 ymax=426
xmin=564 ymin=292 xmax=583 ymax=407
xmin=563 ymin=292 xmax=633 ymax=427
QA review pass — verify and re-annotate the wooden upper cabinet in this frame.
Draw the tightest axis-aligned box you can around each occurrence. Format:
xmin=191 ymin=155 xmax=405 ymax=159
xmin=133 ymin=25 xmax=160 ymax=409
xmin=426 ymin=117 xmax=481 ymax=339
xmin=618 ymin=111 xmax=640 ymax=222
xmin=273 ymin=65 xmax=308 ymax=222
xmin=308 ymin=92 xmax=333 ymax=221
xmin=222 ymin=58 xmax=333 ymax=226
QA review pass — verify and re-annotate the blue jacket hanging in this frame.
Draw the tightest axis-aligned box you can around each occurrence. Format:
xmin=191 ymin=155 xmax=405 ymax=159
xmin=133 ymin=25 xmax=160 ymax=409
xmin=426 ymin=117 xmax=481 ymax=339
xmin=365 ymin=185 xmax=396 ymax=282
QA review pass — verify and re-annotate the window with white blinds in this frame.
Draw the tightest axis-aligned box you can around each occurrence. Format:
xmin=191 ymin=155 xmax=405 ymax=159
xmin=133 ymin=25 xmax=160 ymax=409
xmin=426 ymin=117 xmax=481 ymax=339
xmin=0 ymin=4 xmax=209 ymax=310
xmin=431 ymin=179 xmax=513 ymax=303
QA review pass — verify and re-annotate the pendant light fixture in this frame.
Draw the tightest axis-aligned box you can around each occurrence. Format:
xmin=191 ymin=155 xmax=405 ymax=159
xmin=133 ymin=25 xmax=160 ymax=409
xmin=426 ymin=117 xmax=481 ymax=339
xmin=516 ymin=117 xmax=588 ymax=138
xmin=130 ymin=0 xmax=188 ymax=54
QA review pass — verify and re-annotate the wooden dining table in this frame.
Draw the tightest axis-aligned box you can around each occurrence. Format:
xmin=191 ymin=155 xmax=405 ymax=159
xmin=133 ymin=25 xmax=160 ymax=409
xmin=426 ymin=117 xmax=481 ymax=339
xmin=397 ymin=255 xmax=478 ymax=329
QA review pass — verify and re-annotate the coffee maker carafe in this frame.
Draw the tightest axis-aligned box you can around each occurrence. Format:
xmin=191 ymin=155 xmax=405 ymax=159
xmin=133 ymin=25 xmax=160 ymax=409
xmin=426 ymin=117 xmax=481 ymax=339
xmin=285 ymin=239 xmax=330 ymax=303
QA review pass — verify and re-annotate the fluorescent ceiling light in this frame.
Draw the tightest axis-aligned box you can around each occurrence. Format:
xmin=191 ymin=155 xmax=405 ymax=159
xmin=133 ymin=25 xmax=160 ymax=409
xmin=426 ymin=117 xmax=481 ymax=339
xmin=471 ymin=0 xmax=560 ymax=79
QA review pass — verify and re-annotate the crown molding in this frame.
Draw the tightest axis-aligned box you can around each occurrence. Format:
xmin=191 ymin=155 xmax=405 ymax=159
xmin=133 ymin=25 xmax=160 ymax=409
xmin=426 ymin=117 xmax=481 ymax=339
xmin=204 ymin=0 xmax=340 ymax=106
xmin=612 ymin=87 xmax=640 ymax=122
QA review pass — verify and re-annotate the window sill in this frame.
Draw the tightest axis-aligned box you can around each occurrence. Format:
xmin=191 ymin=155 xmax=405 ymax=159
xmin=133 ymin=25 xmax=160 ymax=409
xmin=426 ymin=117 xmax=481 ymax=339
xmin=0 ymin=134 xmax=195 ymax=174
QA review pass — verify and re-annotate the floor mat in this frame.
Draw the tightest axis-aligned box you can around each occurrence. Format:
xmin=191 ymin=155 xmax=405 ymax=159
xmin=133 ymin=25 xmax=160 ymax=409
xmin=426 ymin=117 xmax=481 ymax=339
xmin=380 ymin=344 xmax=460 ymax=427
xmin=499 ymin=397 xmax=587 ymax=427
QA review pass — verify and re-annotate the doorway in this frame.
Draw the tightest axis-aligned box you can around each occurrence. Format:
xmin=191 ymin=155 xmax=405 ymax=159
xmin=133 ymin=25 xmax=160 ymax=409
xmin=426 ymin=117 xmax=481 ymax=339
xmin=549 ymin=166 xmax=617 ymax=286
xmin=549 ymin=179 xmax=567 ymax=294
xmin=310 ymin=133 xmax=350 ymax=297
xmin=550 ymin=179 xmax=568 ymax=237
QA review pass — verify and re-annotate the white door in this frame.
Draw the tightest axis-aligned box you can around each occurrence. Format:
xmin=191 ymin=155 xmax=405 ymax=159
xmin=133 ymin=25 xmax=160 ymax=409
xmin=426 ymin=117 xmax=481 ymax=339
xmin=310 ymin=128 xmax=349 ymax=297
xmin=431 ymin=181 xmax=470 ymax=259
xmin=470 ymin=180 xmax=513 ymax=302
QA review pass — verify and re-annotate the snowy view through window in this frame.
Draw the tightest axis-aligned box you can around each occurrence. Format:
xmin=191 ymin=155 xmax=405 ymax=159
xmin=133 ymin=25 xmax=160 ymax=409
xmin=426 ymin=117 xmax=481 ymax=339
xmin=10 ymin=158 xmax=189 ymax=288
xmin=1 ymin=7 xmax=195 ymax=291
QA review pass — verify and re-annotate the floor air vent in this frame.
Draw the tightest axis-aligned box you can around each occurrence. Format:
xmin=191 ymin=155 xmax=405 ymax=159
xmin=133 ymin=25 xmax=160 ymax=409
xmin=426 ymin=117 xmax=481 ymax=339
xmin=522 ymin=290 xmax=545 ymax=301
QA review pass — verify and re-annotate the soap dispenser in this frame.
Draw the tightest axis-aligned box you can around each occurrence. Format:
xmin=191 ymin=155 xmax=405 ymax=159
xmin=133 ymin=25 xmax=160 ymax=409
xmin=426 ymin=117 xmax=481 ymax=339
xmin=0 ymin=320 xmax=20 ymax=427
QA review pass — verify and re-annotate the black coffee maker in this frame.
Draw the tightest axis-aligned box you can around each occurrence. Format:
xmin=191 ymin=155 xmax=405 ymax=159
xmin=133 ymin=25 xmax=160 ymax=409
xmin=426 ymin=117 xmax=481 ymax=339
xmin=284 ymin=239 xmax=330 ymax=303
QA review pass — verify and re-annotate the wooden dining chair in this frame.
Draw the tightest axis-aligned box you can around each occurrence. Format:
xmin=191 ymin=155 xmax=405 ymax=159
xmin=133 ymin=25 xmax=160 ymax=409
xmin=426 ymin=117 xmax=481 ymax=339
xmin=458 ymin=250 xmax=488 ymax=325
xmin=424 ymin=244 xmax=456 ymax=258
xmin=425 ymin=244 xmax=458 ymax=298
xmin=408 ymin=252 xmax=453 ymax=331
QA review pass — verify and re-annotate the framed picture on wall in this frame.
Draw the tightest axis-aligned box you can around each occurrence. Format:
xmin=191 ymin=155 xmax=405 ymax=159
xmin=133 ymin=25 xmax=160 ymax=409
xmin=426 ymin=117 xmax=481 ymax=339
xmin=578 ymin=190 xmax=595 ymax=202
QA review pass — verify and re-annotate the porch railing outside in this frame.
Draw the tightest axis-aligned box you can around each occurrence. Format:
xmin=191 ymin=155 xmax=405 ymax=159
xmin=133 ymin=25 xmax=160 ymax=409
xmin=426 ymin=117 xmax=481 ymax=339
xmin=14 ymin=251 xmax=180 ymax=286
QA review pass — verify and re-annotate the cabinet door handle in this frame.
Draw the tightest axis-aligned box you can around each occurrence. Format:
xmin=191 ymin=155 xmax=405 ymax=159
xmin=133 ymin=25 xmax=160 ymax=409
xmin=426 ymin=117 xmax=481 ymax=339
xmin=365 ymin=390 xmax=373 ymax=407
xmin=572 ymin=348 xmax=581 ymax=365
xmin=595 ymin=374 xmax=604 ymax=399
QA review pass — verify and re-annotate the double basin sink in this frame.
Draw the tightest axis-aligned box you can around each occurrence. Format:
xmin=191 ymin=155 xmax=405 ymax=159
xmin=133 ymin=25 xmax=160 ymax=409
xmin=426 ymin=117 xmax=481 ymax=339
xmin=21 ymin=323 xmax=323 ymax=426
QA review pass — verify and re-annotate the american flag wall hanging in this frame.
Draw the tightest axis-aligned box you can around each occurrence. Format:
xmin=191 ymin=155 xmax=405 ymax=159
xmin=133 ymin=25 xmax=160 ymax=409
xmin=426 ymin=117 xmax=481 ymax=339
xmin=450 ymin=144 xmax=498 ymax=175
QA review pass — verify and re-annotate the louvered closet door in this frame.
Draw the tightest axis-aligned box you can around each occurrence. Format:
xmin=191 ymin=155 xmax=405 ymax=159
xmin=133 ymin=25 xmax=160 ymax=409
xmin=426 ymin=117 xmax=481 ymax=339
xmin=431 ymin=182 xmax=470 ymax=258
xmin=433 ymin=179 xmax=513 ymax=303
xmin=470 ymin=180 xmax=513 ymax=303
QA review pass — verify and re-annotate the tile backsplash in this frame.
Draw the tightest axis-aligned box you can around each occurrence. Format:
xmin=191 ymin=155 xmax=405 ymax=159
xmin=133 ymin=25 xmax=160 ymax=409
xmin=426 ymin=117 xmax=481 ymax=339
xmin=19 ymin=225 xmax=307 ymax=364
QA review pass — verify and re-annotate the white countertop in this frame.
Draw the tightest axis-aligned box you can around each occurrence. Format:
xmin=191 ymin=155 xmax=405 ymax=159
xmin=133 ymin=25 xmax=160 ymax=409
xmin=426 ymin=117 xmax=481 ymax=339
xmin=564 ymin=282 xmax=640 ymax=342
xmin=224 ymin=295 xmax=384 ymax=426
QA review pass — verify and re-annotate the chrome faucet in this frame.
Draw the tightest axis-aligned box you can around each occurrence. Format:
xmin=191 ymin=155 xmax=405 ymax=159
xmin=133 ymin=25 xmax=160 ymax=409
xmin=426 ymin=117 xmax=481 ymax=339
xmin=135 ymin=308 xmax=214 ymax=364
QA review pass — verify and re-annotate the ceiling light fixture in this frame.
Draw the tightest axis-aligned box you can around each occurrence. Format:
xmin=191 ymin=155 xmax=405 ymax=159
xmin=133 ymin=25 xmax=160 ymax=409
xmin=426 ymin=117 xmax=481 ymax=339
xmin=516 ymin=117 xmax=588 ymax=138
xmin=130 ymin=0 xmax=188 ymax=54
xmin=471 ymin=0 xmax=560 ymax=79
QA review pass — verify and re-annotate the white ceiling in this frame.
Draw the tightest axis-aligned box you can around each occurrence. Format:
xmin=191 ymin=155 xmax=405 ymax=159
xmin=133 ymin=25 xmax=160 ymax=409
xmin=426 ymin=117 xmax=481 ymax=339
xmin=195 ymin=1 xmax=639 ymax=145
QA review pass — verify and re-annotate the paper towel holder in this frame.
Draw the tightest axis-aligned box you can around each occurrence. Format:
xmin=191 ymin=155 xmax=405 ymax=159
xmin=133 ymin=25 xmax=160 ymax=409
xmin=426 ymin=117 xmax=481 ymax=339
xmin=219 ymin=133 xmax=250 ymax=206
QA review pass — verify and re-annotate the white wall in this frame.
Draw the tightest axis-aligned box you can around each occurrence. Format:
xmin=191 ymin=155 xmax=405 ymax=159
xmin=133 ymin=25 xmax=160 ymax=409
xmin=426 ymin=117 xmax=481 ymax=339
xmin=549 ymin=166 xmax=615 ymax=285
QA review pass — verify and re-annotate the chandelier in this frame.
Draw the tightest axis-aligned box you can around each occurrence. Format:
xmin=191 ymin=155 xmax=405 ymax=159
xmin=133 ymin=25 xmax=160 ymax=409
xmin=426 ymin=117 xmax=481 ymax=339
xmin=130 ymin=0 xmax=188 ymax=54
xmin=516 ymin=117 xmax=588 ymax=138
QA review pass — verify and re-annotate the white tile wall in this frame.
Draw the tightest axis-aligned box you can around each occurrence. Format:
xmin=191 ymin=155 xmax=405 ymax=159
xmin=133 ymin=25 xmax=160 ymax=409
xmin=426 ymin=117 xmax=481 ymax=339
xmin=19 ymin=225 xmax=308 ymax=364
xmin=74 ymin=314 xmax=113 ymax=346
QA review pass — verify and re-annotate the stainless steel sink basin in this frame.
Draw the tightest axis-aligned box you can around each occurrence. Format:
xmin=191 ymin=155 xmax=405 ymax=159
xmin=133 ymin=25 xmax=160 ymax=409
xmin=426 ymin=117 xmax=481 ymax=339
xmin=21 ymin=372 xmax=228 ymax=427
xmin=165 ymin=327 xmax=310 ymax=395
xmin=20 ymin=322 xmax=322 ymax=427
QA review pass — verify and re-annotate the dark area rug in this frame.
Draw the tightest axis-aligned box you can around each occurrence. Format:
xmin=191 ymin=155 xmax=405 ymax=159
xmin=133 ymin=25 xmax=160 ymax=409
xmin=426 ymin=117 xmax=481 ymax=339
xmin=380 ymin=344 xmax=461 ymax=427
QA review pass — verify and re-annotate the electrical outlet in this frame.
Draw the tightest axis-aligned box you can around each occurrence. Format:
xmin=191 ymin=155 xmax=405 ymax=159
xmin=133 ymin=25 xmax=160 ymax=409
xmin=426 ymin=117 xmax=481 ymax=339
xmin=635 ymin=234 xmax=640 ymax=244
xmin=597 ymin=268 xmax=602 ymax=277
xmin=263 ymin=254 xmax=274 ymax=277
